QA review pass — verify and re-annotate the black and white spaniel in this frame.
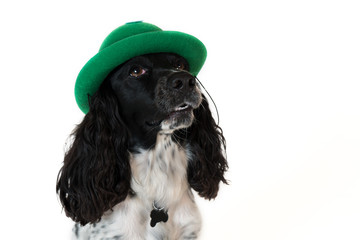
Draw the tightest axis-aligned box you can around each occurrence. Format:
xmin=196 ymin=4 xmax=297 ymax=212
xmin=56 ymin=53 xmax=228 ymax=239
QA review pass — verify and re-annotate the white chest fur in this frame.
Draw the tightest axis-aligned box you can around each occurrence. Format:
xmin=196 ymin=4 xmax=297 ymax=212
xmin=74 ymin=134 xmax=201 ymax=239
xmin=131 ymin=134 xmax=189 ymax=209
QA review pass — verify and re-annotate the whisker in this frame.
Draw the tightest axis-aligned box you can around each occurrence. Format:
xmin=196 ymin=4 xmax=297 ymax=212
xmin=145 ymin=124 xmax=161 ymax=137
xmin=195 ymin=76 xmax=220 ymax=125
xmin=172 ymin=130 xmax=187 ymax=146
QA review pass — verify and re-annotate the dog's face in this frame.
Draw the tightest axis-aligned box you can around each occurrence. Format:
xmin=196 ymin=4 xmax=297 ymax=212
xmin=108 ymin=53 xmax=202 ymax=146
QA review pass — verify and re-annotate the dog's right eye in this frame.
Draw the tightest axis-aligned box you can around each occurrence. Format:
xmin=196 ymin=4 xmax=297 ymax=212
xmin=129 ymin=66 xmax=146 ymax=77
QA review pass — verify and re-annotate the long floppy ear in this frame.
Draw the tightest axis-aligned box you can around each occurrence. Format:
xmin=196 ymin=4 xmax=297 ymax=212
xmin=56 ymin=79 xmax=131 ymax=225
xmin=184 ymin=95 xmax=228 ymax=199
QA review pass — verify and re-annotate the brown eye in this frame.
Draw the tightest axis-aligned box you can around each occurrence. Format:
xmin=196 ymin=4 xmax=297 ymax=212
xmin=174 ymin=60 xmax=186 ymax=70
xmin=129 ymin=66 xmax=146 ymax=77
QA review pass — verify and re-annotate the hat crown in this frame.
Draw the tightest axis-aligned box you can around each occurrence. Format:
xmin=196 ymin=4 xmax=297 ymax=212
xmin=99 ymin=22 xmax=162 ymax=51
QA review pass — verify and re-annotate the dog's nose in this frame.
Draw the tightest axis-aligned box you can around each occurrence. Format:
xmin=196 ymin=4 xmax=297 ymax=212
xmin=170 ymin=73 xmax=196 ymax=92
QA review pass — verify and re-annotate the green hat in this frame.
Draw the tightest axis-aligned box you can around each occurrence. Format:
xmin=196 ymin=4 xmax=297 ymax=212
xmin=74 ymin=21 xmax=207 ymax=113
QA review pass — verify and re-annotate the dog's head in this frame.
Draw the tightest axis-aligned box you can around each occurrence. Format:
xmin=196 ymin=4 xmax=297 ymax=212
xmin=57 ymin=53 xmax=228 ymax=225
xmin=108 ymin=53 xmax=202 ymax=148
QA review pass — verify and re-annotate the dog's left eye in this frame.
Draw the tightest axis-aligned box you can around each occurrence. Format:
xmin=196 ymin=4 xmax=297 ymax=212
xmin=129 ymin=66 xmax=146 ymax=77
xmin=174 ymin=60 xmax=186 ymax=70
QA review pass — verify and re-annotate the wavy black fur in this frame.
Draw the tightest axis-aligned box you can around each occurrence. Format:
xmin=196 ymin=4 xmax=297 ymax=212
xmin=175 ymin=94 xmax=228 ymax=199
xmin=56 ymin=80 xmax=131 ymax=225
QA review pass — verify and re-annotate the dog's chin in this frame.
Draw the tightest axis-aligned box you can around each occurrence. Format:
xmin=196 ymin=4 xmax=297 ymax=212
xmin=145 ymin=111 xmax=193 ymax=131
xmin=163 ymin=109 xmax=194 ymax=130
xmin=144 ymin=103 xmax=197 ymax=134
xmin=149 ymin=104 xmax=193 ymax=134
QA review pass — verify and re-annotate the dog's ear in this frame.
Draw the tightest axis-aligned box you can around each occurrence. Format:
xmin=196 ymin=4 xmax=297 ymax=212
xmin=56 ymin=79 xmax=131 ymax=225
xmin=184 ymin=95 xmax=228 ymax=199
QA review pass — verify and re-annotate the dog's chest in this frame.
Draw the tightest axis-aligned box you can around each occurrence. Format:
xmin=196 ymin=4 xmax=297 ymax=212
xmin=131 ymin=134 xmax=189 ymax=205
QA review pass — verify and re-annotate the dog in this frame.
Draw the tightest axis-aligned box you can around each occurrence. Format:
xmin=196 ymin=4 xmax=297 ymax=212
xmin=57 ymin=52 xmax=228 ymax=239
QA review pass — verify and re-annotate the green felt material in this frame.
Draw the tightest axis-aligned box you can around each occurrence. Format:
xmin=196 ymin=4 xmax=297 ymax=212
xmin=74 ymin=21 xmax=207 ymax=113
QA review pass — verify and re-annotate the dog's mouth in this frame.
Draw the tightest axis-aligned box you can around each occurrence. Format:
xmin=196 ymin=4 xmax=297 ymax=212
xmin=169 ymin=103 xmax=193 ymax=118
xmin=145 ymin=103 xmax=194 ymax=128
xmin=162 ymin=102 xmax=197 ymax=131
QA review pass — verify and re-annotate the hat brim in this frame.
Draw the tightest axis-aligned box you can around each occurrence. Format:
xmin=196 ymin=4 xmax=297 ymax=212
xmin=75 ymin=31 xmax=207 ymax=114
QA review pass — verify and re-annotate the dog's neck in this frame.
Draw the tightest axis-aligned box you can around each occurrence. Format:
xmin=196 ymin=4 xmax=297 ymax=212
xmin=130 ymin=133 xmax=190 ymax=208
xmin=127 ymin=125 xmax=160 ymax=152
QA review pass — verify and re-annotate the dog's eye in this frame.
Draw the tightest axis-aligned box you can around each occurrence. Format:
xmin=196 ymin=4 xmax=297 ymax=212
xmin=174 ymin=60 xmax=186 ymax=70
xmin=129 ymin=66 xmax=146 ymax=77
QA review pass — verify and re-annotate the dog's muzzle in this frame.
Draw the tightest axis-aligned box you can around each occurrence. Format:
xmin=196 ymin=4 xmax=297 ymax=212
xmin=154 ymin=71 xmax=202 ymax=132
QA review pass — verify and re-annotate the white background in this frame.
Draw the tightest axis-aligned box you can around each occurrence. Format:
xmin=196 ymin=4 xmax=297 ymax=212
xmin=1 ymin=0 xmax=359 ymax=239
